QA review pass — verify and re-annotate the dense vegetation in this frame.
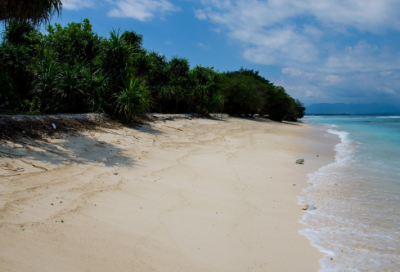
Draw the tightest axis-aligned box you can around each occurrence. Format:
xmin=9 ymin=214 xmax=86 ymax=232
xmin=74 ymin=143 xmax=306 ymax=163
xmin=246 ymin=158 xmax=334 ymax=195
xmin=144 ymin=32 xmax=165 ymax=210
xmin=0 ymin=19 xmax=305 ymax=121
xmin=0 ymin=0 xmax=62 ymax=25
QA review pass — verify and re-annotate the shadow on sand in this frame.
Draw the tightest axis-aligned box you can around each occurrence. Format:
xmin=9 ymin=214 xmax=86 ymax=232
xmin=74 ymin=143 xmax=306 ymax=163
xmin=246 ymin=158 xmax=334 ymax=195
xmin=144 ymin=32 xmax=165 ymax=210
xmin=0 ymin=132 xmax=136 ymax=170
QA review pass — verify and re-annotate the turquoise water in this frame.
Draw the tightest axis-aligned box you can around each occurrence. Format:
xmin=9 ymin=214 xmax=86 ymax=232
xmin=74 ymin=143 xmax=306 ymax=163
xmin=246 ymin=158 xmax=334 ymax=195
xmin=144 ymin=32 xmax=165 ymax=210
xmin=300 ymin=116 xmax=400 ymax=271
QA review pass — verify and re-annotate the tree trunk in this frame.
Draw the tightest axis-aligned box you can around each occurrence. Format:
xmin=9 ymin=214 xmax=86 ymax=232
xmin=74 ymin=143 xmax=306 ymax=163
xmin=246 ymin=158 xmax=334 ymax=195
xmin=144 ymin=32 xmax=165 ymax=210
xmin=158 ymin=101 xmax=163 ymax=113
xmin=187 ymin=98 xmax=194 ymax=112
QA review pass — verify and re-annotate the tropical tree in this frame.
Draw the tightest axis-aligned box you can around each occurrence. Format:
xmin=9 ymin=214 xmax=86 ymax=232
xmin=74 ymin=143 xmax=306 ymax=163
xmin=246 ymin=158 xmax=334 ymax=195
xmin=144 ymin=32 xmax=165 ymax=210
xmin=84 ymin=69 xmax=110 ymax=113
xmin=113 ymin=78 xmax=152 ymax=121
xmin=145 ymin=51 xmax=168 ymax=112
xmin=0 ymin=17 xmax=306 ymax=121
xmin=44 ymin=19 xmax=102 ymax=65
xmin=0 ymin=0 xmax=62 ymax=25
xmin=131 ymin=49 xmax=152 ymax=78
xmin=1 ymin=19 xmax=36 ymax=47
xmin=53 ymin=61 xmax=87 ymax=112
xmin=189 ymin=66 xmax=223 ymax=113
xmin=0 ymin=70 xmax=15 ymax=108
xmin=31 ymin=53 xmax=61 ymax=96
xmin=284 ymin=99 xmax=305 ymax=121
xmin=0 ymin=40 xmax=32 ymax=101
xmin=265 ymin=85 xmax=293 ymax=121
xmin=295 ymin=99 xmax=306 ymax=119
xmin=227 ymin=67 xmax=272 ymax=86
xmin=219 ymin=73 xmax=265 ymax=116
xmin=161 ymin=56 xmax=190 ymax=112
xmin=122 ymin=30 xmax=143 ymax=50
xmin=101 ymin=29 xmax=135 ymax=89
xmin=207 ymin=90 xmax=225 ymax=113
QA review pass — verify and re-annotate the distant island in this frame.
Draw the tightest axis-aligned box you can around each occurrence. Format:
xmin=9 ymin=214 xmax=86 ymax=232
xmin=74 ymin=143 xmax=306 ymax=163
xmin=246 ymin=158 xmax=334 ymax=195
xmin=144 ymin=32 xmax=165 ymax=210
xmin=305 ymin=103 xmax=400 ymax=115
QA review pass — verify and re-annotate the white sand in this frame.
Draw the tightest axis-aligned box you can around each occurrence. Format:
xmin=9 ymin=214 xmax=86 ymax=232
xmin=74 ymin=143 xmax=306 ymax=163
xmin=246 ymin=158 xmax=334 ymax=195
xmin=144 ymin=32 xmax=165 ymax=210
xmin=0 ymin=117 xmax=336 ymax=271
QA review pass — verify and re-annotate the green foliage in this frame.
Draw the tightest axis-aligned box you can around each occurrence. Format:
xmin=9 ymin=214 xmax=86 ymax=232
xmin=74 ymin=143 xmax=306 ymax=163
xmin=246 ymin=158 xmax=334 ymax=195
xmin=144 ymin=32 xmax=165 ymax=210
xmin=0 ymin=40 xmax=32 ymax=101
xmin=122 ymin=30 xmax=143 ymax=50
xmin=31 ymin=53 xmax=61 ymax=95
xmin=2 ymin=19 xmax=36 ymax=47
xmin=219 ymin=74 xmax=266 ymax=116
xmin=0 ymin=70 xmax=15 ymax=107
xmin=85 ymin=69 xmax=110 ymax=113
xmin=44 ymin=19 xmax=102 ymax=65
xmin=264 ymin=86 xmax=295 ymax=121
xmin=160 ymin=56 xmax=190 ymax=112
xmin=289 ymin=99 xmax=306 ymax=121
xmin=145 ymin=51 xmax=168 ymax=111
xmin=131 ymin=50 xmax=152 ymax=78
xmin=113 ymin=78 xmax=151 ymax=121
xmin=0 ymin=0 xmax=62 ymax=26
xmin=0 ymin=18 xmax=305 ymax=121
xmin=226 ymin=67 xmax=272 ymax=86
xmin=101 ymin=28 xmax=135 ymax=88
xmin=189 ymin=66 xmax=223 ymax=113
xmin=207 ymin=91 xmax=225 ymax=113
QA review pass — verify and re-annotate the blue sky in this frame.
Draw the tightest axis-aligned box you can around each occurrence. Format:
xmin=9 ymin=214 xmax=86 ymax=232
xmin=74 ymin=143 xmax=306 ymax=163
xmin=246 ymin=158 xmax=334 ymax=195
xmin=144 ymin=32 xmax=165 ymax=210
xmin=43 ymin=1 xmax=400 ymax=105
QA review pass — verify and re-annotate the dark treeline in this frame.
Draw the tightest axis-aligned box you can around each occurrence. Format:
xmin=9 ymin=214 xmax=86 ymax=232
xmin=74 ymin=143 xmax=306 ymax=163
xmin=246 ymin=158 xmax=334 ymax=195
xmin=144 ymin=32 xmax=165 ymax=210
xmin=0 ymin=19 xmax=305 ymax=121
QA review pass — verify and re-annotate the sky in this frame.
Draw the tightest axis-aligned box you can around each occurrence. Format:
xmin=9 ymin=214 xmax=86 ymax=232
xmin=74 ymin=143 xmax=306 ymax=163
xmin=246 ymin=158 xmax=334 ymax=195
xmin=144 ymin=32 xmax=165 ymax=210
xmin=35 ymin=0 xmax=400 ymax=105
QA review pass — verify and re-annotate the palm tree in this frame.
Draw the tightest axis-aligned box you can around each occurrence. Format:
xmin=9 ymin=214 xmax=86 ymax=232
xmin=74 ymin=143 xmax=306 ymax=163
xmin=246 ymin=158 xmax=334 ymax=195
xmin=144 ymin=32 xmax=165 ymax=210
xmin=54 ymin=61 xmax=86 ymax=112
xmin=101 ymin=29 xmax=134 ymax=88
xmin=113 ymin=78 xmax=151 ymax=121
xmin=122 ymin=30 xmax=143 ymax=50
xmin=164 ymin=56 xmax=190 ymax=112
xmin=31 ymin=53 xmax=61 ymax=96
xmin=0 ymin=0 xmax=62 ymax=25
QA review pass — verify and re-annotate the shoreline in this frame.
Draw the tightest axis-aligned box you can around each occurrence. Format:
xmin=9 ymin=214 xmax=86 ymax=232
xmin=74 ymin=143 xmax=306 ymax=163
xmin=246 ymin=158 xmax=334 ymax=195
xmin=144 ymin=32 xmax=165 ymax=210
xmin=0 ymin=117 xmax=337 ymax=271
xmin=298 ymin=116 xmax=400 ymax=270
xmin=297 ymin=122 xmax=342 ymax=269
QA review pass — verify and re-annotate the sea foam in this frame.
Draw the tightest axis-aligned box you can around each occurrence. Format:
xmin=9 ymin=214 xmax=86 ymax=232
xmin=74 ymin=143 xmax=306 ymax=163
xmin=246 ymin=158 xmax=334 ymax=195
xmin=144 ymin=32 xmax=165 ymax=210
xmin=299 ymin=117 xmax=400 ymax=271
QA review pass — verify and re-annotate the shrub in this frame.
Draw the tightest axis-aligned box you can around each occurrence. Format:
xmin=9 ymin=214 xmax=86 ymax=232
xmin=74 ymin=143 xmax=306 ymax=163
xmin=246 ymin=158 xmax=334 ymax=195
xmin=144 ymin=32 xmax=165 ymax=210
xmin=113 ymin=78 xmax=152 ymax=121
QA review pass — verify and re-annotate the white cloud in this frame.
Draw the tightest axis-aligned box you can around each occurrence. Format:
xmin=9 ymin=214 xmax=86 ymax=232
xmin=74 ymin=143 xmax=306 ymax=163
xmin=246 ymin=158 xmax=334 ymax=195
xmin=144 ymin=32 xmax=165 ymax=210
xmin=282 ymin=67 xmax=316 ymax=78
xmin=108 ymin=0 xmax=179 ymax=21
xmin=240 ymin=26 xmax=319 ymax=65
xmin=300 ymin=0 xmax=400 ymax=33
xmin=195 ymin=0 xmax=400 ymax=73
xmin=380 ymin=71 xmax=393 ymax=76
xmin=282 ymin=68 xmax=304 ymax=77
xmin=194 ymin=8 xmax=208 ymax=20
xmin=378 ymin=87 xmax=396 ymax=95
xmin=324 ymin=75 xmax=343 ymax=84
xmin=277 ymin=68 xmax=400 ymax=104
xmin=302 ymin=25 xmax=324 ymax=40
xmin=212 ymin=27 xmax=221 ymax=33
xmin=319 ymin=41 xmax=400 ymax=73
xmin=198 ymin=0 xmax=400 ymax=32
xmin=63 ymin=0 xmax=93 ymax=10
xmin=306 ymin=90 xmax=319 ymax=98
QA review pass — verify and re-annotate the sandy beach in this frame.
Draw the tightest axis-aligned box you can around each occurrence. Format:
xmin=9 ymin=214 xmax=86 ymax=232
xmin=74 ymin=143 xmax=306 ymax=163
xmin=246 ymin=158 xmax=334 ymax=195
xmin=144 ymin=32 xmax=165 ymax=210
xmin=0 ymin=117 xmax=337 ymax=271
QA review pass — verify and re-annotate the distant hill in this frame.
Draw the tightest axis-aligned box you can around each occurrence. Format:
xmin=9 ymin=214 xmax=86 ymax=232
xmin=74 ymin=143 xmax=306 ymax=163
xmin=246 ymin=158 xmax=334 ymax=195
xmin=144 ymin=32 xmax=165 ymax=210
xmin=305 ymin=103 xmax=400 ymax=115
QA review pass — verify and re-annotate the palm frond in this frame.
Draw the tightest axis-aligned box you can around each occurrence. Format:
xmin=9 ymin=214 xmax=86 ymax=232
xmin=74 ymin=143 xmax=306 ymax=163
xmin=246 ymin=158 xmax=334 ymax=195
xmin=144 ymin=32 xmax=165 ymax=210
xmin=0 ymin=0 xmax=62 ymax=25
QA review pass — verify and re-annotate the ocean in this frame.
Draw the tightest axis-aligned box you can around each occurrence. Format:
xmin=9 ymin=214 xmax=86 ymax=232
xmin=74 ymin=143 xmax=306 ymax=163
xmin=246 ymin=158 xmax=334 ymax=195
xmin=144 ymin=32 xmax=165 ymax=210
xmin=300 ymin=116 xmax=400 ymax=271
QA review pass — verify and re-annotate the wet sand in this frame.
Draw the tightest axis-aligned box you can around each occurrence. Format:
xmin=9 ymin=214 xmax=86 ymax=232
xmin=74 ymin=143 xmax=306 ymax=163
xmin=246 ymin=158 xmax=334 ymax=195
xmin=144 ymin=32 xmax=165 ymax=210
xmin=0 ymin=117 xmax=336 ymax=271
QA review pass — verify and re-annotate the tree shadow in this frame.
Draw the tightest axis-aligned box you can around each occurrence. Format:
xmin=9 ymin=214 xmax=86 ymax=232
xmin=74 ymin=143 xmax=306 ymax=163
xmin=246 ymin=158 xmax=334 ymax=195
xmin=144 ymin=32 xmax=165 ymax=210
xmin=233 ymin=117 xmax=302 ymax=126
xmin=206 ymin=116 xmax=228 ymax=122
xmin=0 ymin=132 xmax=136 ymax=169
xmin=134 ymin=124 xmax=165 ymax=135
xmin=281 ymin=121 xmax=301 ymax=126
xmin=230 ymin=116 xmax=273 ymax=123
xmin=0 ymin=114 xmax=140 ymax=170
